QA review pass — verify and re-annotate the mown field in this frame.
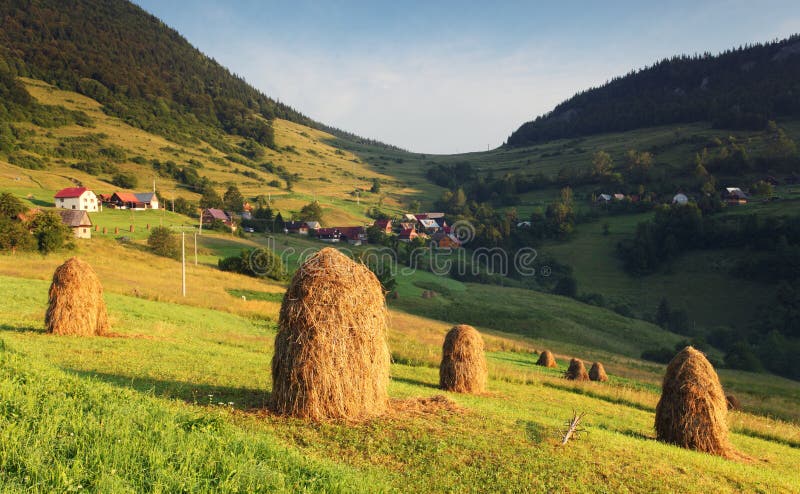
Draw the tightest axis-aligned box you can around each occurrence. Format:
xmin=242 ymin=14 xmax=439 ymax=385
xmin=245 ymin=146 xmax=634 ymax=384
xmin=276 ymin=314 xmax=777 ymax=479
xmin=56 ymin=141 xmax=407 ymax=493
xmin=1 ymin=238 xmax=800 ymax=492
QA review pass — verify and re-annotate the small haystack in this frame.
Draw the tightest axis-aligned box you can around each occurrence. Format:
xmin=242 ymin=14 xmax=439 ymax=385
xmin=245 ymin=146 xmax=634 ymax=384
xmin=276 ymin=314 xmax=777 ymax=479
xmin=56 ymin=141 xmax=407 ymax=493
xmin=589 ymin=362 xmax=608 ymax=382
xmin=726 ymin=394 xmax=741 ymax=411
xmin=45 ymin=257 xmax=109 ymax=336
xmin=564 ymin=358 xmax=589 ymax=381
xmin=439 ymin=324 xmax=488 ymax=393
xmin=271 ymin=248 xmax=390 ymax=421
xmin=655 ymin=346 xmax=733 ymax=457
xmin=536 ymin=350 xmax=557 ymax=368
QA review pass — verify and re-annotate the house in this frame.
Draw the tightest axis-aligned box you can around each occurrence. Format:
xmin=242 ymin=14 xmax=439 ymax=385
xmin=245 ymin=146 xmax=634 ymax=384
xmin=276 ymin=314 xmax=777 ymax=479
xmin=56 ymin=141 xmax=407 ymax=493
xmin=109 ymin=192 xmax=146 ymax=210
xmin=672 ymin=193 xmax=689 ymax=205
xmin=597 ymin=194 xmax=613 ymax=203
xmin=57 ymin=209 xmax=92 ymax=239
xmin=134 ymin=192 xmax=159 ymax=209
xmin=202 ymin=208 xmax=235 ymax=228
xmin=97 ymin=193 xmax=113 ymax=205
xmin=315 ymin=228 xmax=341 ymax=243
xmin=418 ymin=218 xmax=440 ymax=234
xmin=373 ymin=219 xmax=392 ymax=234
xmin=400 ymin=222 xmax=415 ymax=231
xmin=430 ymin=231 xmax=461 ymax=249
xmin=285 ymin=221 xmax=309 ymax=235
xmin=54 ymin=187 xmax=99 ymax=212
xmin=517 ymin=221 xmax=532 ymax=228
xmin=724 ymin=187 xmax=748 ymax=205
xmin=398 ymin=228 xmax=419 ymax=243
xmin=613 ymin=193 xmax=625 ymax=201
xmin=304 ymin=221 xmax=321 ymax=232
xmin=338 ymin=226 xmax=368 ymax=246
xmin=403 ymin=213 xmax=418 ymax=223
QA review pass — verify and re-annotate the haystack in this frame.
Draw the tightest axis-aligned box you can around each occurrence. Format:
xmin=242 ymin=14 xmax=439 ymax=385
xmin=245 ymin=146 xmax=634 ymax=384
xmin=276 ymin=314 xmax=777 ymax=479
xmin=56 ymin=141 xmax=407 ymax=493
xmin=45 ymin=257 xmax=109 ymax=336
xmin=589 ymin=362 xmax=608 ymax=382
xmin=536 ymin=350 xmax=557 ymax=368
xmin=655 ymin=346 xmax=732 ymax=457
xmin=439 ymin=324 xmax=487 ymax=393
xmin=271 ymin=248 xmax=390 ymax=421
xmin=726 ymin=394 xmax=741 ymax=411
xmin=564 ymin=358 xmax=589 ymax=381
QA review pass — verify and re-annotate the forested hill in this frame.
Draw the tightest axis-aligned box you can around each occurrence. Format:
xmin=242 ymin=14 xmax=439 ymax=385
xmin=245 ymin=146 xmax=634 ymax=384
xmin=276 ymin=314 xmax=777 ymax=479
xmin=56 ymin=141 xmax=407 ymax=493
xmin=507 ymin=35 xmax=800 ymax=147
xmin=0 ymin=0 xmax=400 ymax=150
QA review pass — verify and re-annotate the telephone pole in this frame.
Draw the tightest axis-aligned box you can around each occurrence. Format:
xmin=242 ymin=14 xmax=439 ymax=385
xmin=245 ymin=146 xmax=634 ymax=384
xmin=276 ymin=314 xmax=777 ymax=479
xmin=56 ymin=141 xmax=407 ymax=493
xmin=181 ymin=231 xmax=186 ymax=297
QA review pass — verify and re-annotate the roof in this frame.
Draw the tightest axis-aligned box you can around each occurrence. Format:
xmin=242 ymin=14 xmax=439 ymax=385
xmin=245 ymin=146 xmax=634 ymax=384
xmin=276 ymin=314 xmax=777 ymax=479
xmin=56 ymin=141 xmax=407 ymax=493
xmin=374 ymin=219 xmax=391 ymax=228
xmin=419 ymin=219 xmax=439 ymax=228
xmin=305 ymin=221 xmax=321 ymax=230
xmin=135 ymin=192 xmax=157 ymax=202
xmin=403 ymin=213 xmax=418 ymax=221
xmin=285 ymin=221 xmax=308 ymax=229
xmin=399 ymin=228 xmax=418 ymax=238
xmin=338 ymin=226 xmax=366 ymax=239
xmin=423 ymin=212 xmax=445 ymax=219
xmin=598 ymin=194 xmax=612 ymax=201
xmin=58 ymin=209 xmax=92 ymax=227
xmin=205 ymin=208 xmax=229 ymax=221
xmin=725 ymin=187 xmax=748 ymax=199
xmin=316 ymin=227 xmax=341 ymax=237
xmin=112 ymin=192 xmax=141 ymax=203
xmin=54 ymin=187 xmax=89 ymax=199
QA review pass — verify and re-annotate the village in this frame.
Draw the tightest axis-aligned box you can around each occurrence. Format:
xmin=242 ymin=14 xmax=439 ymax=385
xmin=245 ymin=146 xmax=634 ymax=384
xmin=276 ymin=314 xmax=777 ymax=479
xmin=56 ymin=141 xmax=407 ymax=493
xmin=42 ymin=183 xmax=763 ymax=245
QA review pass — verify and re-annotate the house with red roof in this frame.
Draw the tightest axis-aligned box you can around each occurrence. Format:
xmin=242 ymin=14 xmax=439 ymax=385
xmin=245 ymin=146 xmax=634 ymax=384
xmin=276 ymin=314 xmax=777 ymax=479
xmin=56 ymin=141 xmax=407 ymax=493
xmin=373 ymin=219 xmax=392 ymax=234
xmin=202 ymin=208 xmax=235 ymax=229
xmin=54 ymin=187 xmax=99 ymax=212
xmin=398 ymin=227 xmax=419 ymax=243
xmin=109 ymin=192 xmax=146 ymax=210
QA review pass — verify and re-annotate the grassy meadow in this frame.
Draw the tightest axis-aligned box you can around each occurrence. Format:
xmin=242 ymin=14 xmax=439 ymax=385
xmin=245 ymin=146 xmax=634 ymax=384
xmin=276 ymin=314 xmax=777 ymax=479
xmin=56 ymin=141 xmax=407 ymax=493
xmin=1 ymin=236 xmax=800 ymax=492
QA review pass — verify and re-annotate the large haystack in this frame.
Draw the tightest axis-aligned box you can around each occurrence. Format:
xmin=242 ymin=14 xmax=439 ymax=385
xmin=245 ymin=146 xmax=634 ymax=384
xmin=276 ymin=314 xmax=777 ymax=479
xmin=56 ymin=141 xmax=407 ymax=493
xmin=564 ymin=358 xmax=589 ymax=381
xmin=45 ymin=257 xmax=109 ymax=336
xmin=439 ymin=324 xmax=487 ymax=393
xmin=655 ymin=346 xmax=733 ymax=457
xmin=271 ymin=248 xmax=390 ymax=421
xmin=589 ymin=362 xmax=608 ymax=382
xmin=536 ymin=350 xmax=557 ymax=368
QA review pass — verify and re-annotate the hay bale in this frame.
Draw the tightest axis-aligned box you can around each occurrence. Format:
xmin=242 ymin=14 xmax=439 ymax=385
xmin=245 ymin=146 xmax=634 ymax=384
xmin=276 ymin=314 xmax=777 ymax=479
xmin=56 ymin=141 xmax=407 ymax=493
xmin=271 ymin=248 xmax=390 ymax=421
xmin=439 ymin=324 xmax=487 ymax=393
xmin=725 ymin=394 xmax=741 ymax=411
xmin=589 ymin=362 xmax=608 ymax=382
xmin=655 ymin=346 xmax=733 ymax=457
xmin=45 ymin=257 xmax=109 ymax=336
xmin=564 ymin=358 xmax=589 ymax=381
xmin=536 ymin=350 xmax=557 ymax=368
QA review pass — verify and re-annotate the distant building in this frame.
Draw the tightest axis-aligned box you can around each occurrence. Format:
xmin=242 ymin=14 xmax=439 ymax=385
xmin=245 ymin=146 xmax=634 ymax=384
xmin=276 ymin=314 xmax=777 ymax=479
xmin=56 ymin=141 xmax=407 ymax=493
xmin=597 ymin=194 xmax=613 ymax=203
xmin=672 ymin=193 xmax=689 ymax=205
xmin=613 ymin=193 xmax=625 ymax=201
xmin=109 ymin=192 xmax=146 ymax=210
xmin=54 ymin=187 xmax=99 ymax=212
xmin=398 ymin=228 xmax=419 ymax=243
xmin=202 ymin=208 xmax=235 ymax=228
xmin=57 ymin=209 xmax=92 ymax=239
xmin=315 ymin=227 xmax=341 ymax=243
xmin=430 ymin=231 xmax=461 ymax=249
xmin=304 ymin=221 xmax=321 ymax=232
xmin=418 ymin=218 xmax=440 ymax=234
xmin=373 ymin=219 xmax=392 ymax=234
xmin=338 ymin=226 xmax=368 ymax=246
xmin=285 ymin=221 xmax=309 ymax=235
xmin=724 ymin=187 xmax=748 ymax=205
xmin=134 ymin=192 xmax=159 ymax=209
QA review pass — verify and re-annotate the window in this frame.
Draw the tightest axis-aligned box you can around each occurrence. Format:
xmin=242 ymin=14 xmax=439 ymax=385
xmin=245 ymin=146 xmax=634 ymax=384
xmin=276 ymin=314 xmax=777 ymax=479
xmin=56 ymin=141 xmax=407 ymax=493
xmin=72 ymin=205 xmax=76 ymax=209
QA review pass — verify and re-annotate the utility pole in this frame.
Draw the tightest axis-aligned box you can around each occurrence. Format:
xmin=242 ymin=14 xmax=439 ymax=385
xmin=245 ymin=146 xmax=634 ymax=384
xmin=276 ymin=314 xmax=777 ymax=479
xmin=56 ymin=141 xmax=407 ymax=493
xmin=181 ymin=231 xmax=186 ymax=297
xmin=194 ymin=232 xmax=198 ymax=266
xmin=198 ymin=210 xmax=203 ymax=235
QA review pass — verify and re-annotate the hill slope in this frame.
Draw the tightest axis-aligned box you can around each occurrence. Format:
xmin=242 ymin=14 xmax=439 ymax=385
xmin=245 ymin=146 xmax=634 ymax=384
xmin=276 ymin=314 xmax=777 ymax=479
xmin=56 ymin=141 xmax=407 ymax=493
xmin=507 ymin=36 xmax=800 ymax=146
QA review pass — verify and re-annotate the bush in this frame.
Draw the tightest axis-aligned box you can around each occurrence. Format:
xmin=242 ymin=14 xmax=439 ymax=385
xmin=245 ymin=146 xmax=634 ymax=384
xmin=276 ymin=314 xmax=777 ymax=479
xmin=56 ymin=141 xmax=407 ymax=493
xmin=112 ymin=172 xmax=138 ymax=189
xmin=147 ymin=226 xmax=180 ymax=259
xmin=27 ymin=210 xmax=72 ymax=254
xmin=641 ymin=347 xmax=674 ymax=364
xmin=218 ymin=248 xmax=285 ymax=281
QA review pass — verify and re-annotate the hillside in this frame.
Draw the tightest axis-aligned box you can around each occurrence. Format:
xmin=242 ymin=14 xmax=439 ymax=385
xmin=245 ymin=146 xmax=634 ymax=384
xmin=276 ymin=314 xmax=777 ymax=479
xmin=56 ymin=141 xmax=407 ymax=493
xmin=1 ymin=239 xmax=800 ymax=492
xmin=507 ymin=35 xmax=800 ymax=146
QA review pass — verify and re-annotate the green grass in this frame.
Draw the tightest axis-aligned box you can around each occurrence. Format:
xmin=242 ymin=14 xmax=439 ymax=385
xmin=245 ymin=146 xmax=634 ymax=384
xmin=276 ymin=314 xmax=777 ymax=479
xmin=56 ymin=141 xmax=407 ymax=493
xmin=1 ymin=269 xmax=800 ymax=492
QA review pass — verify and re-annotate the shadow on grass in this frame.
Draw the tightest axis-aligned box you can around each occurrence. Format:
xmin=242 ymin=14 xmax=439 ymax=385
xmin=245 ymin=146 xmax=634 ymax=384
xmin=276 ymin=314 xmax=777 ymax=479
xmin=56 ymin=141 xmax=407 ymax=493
xmin=488 ymin=354 xmax=538 ymax=367
xmin=391 ymin=375 xmax=439 ymax=390
xmin=0 ymin=324 xmax=46 ymax=334
xmin=65 ymin=369 xmax=270 ymax=410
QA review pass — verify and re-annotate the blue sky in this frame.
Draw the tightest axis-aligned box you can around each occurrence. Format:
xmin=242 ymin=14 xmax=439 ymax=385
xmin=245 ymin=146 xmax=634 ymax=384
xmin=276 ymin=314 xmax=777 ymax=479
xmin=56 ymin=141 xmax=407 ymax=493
xmin=134 ymin=1 xmax=800 ymax=154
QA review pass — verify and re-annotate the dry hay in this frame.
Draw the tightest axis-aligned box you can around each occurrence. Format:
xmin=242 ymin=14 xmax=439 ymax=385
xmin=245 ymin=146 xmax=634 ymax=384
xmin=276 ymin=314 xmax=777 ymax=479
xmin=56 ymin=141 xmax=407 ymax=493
xmin=439 ymin=324 xmax=488 ymax=393
xmin=655 ymin=346 xmax=734 ymax=458
xmin=536 ymin=350 xmax=557 ymax=368
xmin=726 ymin=394 xmax=741 ymax=411
xmin=271 ymin=248 xmax=390 ymax=421
xmin=564 ymin=358 xmax=589 ymax=381
xmin=589 ymin=362 xmax=609 ymax=382
xmin=389 ymin=395 xmax=463 ymax=418
xmin=45 ymin=257 xmax=109 ymax=336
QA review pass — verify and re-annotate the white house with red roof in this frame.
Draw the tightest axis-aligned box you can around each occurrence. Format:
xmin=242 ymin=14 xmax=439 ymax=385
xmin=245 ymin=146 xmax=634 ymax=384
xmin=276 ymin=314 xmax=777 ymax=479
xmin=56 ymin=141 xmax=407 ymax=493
xmin=54 ymin=187 xmax=99 ymax=212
